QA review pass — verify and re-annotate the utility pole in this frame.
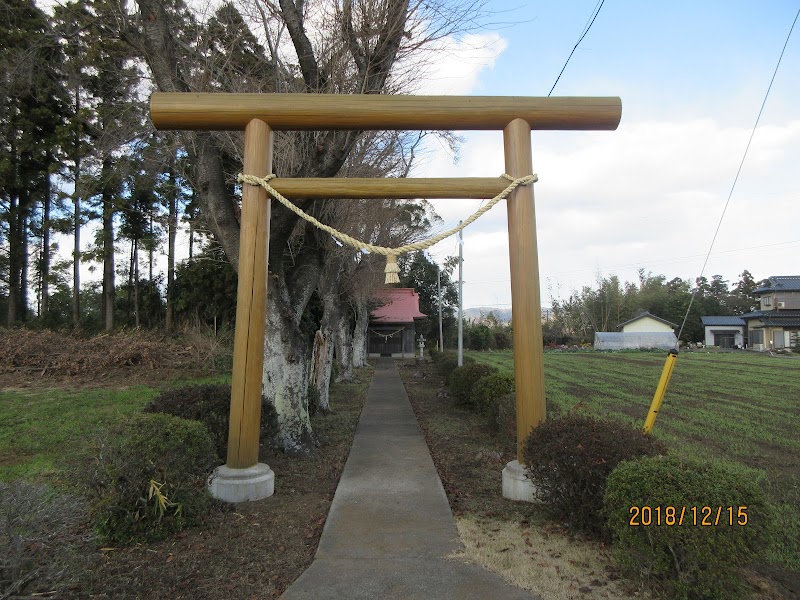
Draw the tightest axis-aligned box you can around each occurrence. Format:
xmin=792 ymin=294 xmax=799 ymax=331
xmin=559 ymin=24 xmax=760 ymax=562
xmin=458 ymin=222 xmax=463 ymax=367
xmin=437 ymin=264 xmax=444 ymax=351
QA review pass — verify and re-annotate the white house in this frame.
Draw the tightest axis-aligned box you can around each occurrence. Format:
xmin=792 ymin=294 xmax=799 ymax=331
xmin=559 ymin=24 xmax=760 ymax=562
xmin=594 ymin=311 xmax=678 ymax=350
xmin=618 ymin=311 xmax=678 ymax=333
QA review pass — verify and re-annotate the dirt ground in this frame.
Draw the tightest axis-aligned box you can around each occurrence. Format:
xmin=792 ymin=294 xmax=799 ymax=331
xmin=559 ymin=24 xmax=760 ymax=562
xmin=397 ymin=358 xmax=794 ymax=600
xmin=2 ymin=333 xmax=793 ymax=599
xmin=0 ymin=329 xmax=370 ymax=599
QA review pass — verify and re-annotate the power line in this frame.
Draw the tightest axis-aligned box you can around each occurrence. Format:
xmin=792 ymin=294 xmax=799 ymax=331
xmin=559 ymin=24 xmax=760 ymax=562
xmin=676 ymin=6 xmax=800 ymax=342
xmin=548 ymin=0 xmax=606 ymax=96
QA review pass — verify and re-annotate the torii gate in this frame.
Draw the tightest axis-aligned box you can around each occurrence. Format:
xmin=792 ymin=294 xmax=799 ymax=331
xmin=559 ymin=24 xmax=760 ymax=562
xmin=150 ymin=93 xmax=621 ymax=502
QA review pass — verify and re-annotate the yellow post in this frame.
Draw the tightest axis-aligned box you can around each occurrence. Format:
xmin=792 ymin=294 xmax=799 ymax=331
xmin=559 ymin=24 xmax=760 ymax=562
xmin=643 ymin=349 xmax=678 ymax=434
xmin=504 ymin=118 xmax=547 ymax=463
xmin=227 ymin=119 xmax=273 ymax=468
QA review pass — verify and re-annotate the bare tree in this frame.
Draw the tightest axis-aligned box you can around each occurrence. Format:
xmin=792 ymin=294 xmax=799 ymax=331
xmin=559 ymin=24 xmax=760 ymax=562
xmin=125 ymin=0 xmax=487 ymax=453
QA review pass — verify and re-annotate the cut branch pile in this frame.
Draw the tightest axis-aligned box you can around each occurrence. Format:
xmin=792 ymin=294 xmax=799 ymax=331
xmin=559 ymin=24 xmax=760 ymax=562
xmin=0 ymin=329 xmax=204 ymax=381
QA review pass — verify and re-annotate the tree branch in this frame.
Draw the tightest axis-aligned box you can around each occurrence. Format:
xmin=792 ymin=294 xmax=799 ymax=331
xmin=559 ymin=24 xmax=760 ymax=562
xmin=278 ymin=0 xmax=323 ymax=91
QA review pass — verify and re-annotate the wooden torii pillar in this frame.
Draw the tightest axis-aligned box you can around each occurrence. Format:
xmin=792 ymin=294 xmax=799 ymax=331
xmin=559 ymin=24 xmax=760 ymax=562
xmin=150 ymin=93 xmax=621 ymax=502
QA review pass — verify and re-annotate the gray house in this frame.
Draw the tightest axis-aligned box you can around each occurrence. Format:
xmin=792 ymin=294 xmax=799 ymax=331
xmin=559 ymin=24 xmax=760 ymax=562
xmin=701 ymin=316 xmax=746 ymax=348
xmin=741 ymin=276 xmax=800 ymax=350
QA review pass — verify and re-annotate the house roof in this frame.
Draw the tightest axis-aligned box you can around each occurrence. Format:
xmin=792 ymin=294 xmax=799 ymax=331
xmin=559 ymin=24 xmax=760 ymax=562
xmin=754 ymin=276 xmax=800 ymax=295
xmin=701 ymin=316 xmax=745 ymax=327
xmin=617 ymin=311 xmax=678 ymax=330
xmin=370 ymin=288 xmax=427 ymax=323
xmin=740 ymin=309 xmax=800 ymax=327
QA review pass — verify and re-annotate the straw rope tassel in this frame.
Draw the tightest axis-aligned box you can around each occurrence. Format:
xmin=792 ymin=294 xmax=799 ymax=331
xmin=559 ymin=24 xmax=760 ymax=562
xmin=238 ymin=172 xmax=537 ymax=284
xmin=384 ymin=253 xmax=400 ymax=284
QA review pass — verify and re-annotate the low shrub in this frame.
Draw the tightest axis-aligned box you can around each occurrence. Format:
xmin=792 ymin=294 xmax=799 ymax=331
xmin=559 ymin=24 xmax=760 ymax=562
xmin=447 ymin=363 xmax=498 ymax=407
xmin=91 ymin=413 xmax=219 ymax=545
xmin=523 ymin=413 xmax=666 ymax=538
xmin=491 ymin=392 xmax=561 ymax=450
xmin=145 ymin=383 xmax=278 ymax=458
xmin=604 ymin=455 xmax=774 ymax=600
xmin=493 ymin=391 xmax=517 ymax=446
xmin=435 ymin=351 xmax=474 ymax=379
xmin=473 ymin=372 xmax=514 ymax=415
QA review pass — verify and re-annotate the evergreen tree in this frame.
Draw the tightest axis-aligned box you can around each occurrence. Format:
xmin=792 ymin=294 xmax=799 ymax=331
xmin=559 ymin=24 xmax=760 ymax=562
xmin=0 ymin=0 xmax=67 ymax=325
xmin=399 ymin=251 xmax=458 ymax=348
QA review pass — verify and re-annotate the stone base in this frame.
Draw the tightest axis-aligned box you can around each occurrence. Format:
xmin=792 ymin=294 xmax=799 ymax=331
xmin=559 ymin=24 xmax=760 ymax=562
xmin=208 ymin=463 xmax=275 ymax=503
xmin=502 ymin=460 xmax=539 ymax=503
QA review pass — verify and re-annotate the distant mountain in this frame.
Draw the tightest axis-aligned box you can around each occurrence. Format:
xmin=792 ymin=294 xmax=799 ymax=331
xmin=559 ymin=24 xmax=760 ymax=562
xmin=463 ymin=307 xmax=512 ymax=322
xmin=462 ymin=306 xmax=553 ymax=323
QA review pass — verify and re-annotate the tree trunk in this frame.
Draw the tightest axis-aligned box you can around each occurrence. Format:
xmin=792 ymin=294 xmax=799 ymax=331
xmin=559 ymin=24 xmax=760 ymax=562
xmin=7 ymin=194 xmax=19 ymax=326
xmin=20 ymin=209 xmax=29 ymax=322
xmin=352 ymin=301 xmax=370 ymax=368
xmin=310 ymin=329 xmax=332 ymax=412
xmin=72 ymin=91 xmax=82 ymax=330
xmin=334 ymin=305 xmax=355 ymax=382
xmin=127 ymin=240 xmax=134 ymax=324
xmin=41 ymin=173 xmax=51 ymax=318
xmin=102 ymin=157 xmax=115 ymax=331
xmin=165 ymin=158 xmax=177 ymax=333
xmin=134 ymin=238 xmax=140 ymax=328
xmin=262 ymin=272 xmax=317 ymax=455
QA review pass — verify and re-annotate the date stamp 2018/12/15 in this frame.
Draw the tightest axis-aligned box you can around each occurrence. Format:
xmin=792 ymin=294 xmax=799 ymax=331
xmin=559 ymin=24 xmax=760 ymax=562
xmin=629 ymin=506 xmax=748 ymax=527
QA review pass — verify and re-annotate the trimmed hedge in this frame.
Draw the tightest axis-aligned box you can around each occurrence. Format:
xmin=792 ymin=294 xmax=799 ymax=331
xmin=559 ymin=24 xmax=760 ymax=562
xmin=91 ymin=413 xmax=218 ymax=544
xmin=604 ymin=455 xmax=774 ymax=600
xmin=522 ymin=413 xmax=666 ymax=538
xmin=435 ymin=351 xmax=474 ymax=380
xmin=490 ymin=391 xmax=561 ymax=449
xmin=473 ymin=372 xmax=514 ymax=415
xmin=447 ymin=363 xmax=498 ymax=407
xmin=145 ymin=383 xmax=278 ymax=459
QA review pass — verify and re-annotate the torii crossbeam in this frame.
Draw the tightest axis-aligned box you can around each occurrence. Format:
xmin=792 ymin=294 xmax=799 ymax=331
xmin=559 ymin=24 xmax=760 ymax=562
xmin=150 ymin=93 xmax=622 ymax=502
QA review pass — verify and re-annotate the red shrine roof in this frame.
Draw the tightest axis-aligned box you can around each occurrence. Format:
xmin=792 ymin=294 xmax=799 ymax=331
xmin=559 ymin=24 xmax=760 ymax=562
xmin=371 ymin=288 xmax=427 ymax=323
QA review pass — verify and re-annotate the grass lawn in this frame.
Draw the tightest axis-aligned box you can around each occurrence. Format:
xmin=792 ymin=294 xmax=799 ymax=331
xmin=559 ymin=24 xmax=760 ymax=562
xmin=1 ymin=362 xmax=371 ymax=599
xmin=467 ymin=349 xmax=800 ymax=574
xmin=0 ymin=375 xmax=229 ymax=483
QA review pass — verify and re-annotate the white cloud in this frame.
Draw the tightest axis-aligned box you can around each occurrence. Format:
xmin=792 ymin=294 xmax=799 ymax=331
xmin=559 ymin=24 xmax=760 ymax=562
xmin=417 ymin=118 xmax=800 ymax=308
xmin=399 ymin=33 xmax=508 ymax=96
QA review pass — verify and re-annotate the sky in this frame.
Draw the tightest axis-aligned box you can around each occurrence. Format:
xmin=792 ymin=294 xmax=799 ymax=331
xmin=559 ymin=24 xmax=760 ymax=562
xmin=47 ymin=1 xmax=799 ymax=313
xmin=406 ymin=1 xmax=800 ymax=310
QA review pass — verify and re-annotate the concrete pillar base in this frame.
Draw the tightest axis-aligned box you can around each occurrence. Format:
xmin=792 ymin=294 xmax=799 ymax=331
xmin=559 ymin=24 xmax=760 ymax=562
xmin=502 ymin=460 xmax=539 ymax=503
xmin=208 ymin=463 xmax=274 ymax=503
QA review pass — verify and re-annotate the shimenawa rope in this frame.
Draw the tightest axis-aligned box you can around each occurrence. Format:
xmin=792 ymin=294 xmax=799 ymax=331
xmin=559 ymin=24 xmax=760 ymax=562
xmin=238 ymin=172 xmax=538 ymax=283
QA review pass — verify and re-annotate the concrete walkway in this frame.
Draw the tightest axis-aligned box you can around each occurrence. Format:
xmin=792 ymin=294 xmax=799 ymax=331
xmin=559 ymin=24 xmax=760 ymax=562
xmin=281 ymin=359 xmax=536 ymax=599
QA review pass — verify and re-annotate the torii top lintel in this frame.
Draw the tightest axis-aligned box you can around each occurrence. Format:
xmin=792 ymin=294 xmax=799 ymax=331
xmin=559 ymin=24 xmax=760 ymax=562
xmin=150 ymin=93 xmax=621 ymax=132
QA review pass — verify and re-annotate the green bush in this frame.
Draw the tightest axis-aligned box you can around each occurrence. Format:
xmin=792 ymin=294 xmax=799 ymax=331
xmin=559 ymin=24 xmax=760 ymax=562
xmin=435 ymin=351 xmax=474 ymax=380
xmin=473 ymin=372 xmax=514 ymax=415
xmin=145 ymin=383 xmax=278 ymax=459
xmin=91 ymin=413 xmax=219 ymax=545
xmin=447 ymin=363 xmax=498 ymax=407
xmin=466 ymin=323 xmax=492 ymax=350
xmin=428 ymin=343 xmax=441 ymax=362
xmin=603 ymin=455 xmax=773 ymax=600
xmin=493 ymin=391 xmax=517 ymax=446
xmin=491 ymin=392 xmax=561 ymax=450
xmin=523 ymin=413 xmax=666 ymax=538
xmin=493 ymin=330 xmax=511 ymax=349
